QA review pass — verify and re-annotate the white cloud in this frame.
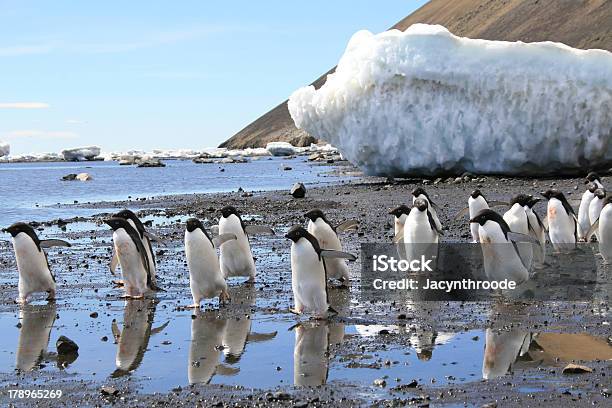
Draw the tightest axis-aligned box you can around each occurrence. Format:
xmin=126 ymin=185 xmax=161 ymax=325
xmin=0 ymin=102 xmax=49 ymax=109
xmin=4 ymin=130 xmax=78 ymax=139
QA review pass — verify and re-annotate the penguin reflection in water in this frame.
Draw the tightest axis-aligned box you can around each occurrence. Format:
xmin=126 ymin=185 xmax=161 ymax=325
xmin=285 ymin=226 xmax=357 ymax=318
xmin=304 ymin=209 xmax=359 ymax=287
xmin=105 ymin=218 xmax=156 ymax=298
xmin=293 ymin=321 xmax=331 ymax=386
xmin=184 ymin=218 xmax=237 ymax=308
xmin=15 ymin=303 xmax=57 ymax=372
xmin=4 ymin=222 xmax=71 ymax=304
xmin=218 ymin=206 xmax=274 ymax=283
xmin=111 ymin=298 xmax=169 ymax=377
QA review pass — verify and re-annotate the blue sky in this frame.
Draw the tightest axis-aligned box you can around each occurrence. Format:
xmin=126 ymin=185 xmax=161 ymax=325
xmin=0 ymin=0 xmax=427 ymax=155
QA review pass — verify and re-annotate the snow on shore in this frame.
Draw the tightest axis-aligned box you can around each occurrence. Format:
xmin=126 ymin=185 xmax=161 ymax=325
xmin=288 ymin=24 xmax=612 ymax=176
xmin=0 ymin=141 xmax=9 ymax=157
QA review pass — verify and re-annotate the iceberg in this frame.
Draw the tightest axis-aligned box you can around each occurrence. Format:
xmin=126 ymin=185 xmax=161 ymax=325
xmin=289 ymin=24 xmax=612 ymax=176
xmin=61 ymin=146 xmax=101 ymax=161
xmin=266 ymin=142 xmax=296 ymax=156
xmin=0 ymin=141 xmax=9 ymax=157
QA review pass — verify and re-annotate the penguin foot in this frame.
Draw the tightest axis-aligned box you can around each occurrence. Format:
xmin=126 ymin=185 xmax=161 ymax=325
xmin=289 ymin=308 xmax=302 ymax=315
xmin=186 ymin=303 xmax=201 ymax=309
xmin=113 ymin=280 xmax=125 ymax=287
xmin=219 ymin=291 xmax=231 ymax=305
xmin=15 ymin=297 xmax=27 ymax=305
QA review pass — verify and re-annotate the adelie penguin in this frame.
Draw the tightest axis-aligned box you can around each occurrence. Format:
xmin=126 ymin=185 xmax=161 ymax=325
xmin=503 ymin=194 xmax=534 ymax=270
xmin=304 ymin=209 xmax=358 ymax=287
xmin=454 ymin=190 xmax=508 ymax=243
xmin=586 ymin=195 xmax=612 ymax=264
xmin=577 ymin=183 xmax=598 ymax=241
xmin=184 ymin=218 xmax=236 ymax=308
xmin=540 ymin=190 xmax=577 ymax=252
xmin=113 ymin=209 xmax=162 ymax=290
xmin=4 ymin=222 xmax=71 ymax=304
xmin=389 ymin=205 xmax=411 ymax=242
xmin=402 ymin=199 xmax=442 ymax=268
xmin=104 ymin=217 xmax=154 ymax=298
xmin=585 ymin=171 xmax=604 ymax=189
xmin=470 ymin=210 xmax=529 ymax=285
xmin=285 ymin=225 xmax=356 ymax=318
xmin=218 ymin=206 xmax=274 ymax=283
xmin=525 ymin=196 xmax=547 ymax=267
xmin=411 ymin=187 xmax=442 ymax=231
xmin=588 ymin=188 xmax=606 ymax=241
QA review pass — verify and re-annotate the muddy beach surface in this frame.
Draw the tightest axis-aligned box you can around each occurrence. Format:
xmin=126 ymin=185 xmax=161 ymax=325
xmin=0 ymin=161 xmax=610 ymax=407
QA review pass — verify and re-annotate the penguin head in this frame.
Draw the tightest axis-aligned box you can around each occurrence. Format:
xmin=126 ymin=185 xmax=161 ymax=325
xmin=219 ymin=205 xmax=239 ymax=219
xmin=285 ymin=225 xmax=308 ymax=242
xmin=470 ymin=209 xmax=503 ymax=226
xmin=3 ymin=222 xmax=36 ymax=238
xmin=510 ymin=194 xmax=532 ymax=207
xmin=585 ymin=172 xmax=601 ymax=184
xmin=587 ymin=183 xmax=598 ymax=193
xmin=114 ymin=209 xmax=145 ymax=234
xmin=595 ymin=188 xmax=607 ymax=199
xmin=413 ymin=198 xmax=429 ymax=212
xmin=526 ymin=197 xmax=541 ymax=208
xmin=304 ymin=209 xmax=326 ymax=223
xmin=104 ymin=217 xmax=132 ymax=231
xmin=470 ymin=190 xmax=483 ymax=199
xmin=411 ymin=187 xmax=428 ymax=199
xmin=540 ymin=189 xmax=564 ymax=201
xmin=186 ymin=218 xmax=205 ymax=233
xmin=388 ymin=205 xmax=411 ymax=218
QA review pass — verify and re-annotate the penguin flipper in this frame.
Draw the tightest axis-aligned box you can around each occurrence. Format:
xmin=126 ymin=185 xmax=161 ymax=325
xmin=488 ymin=201 xmax=509 ymax=208
xmin=151 ymin=320 xmax=170 ymax=335
xmin=327 ymin=306 xmax=339 ymax=316
xmin=247 ymin=331 xmax=278 ymax=342
xmin=212 ymin=233 xmax=237 ymax=248
xmin=244 ymin=225 xmax=275 ymax=235
xmin=39 ymin=239 xmax=72 ymax=248
xmin=109 ymin=249 xmax=119 ymax=275
xmin=507 ymin=232 xmax=541 ymax=247
xmin=586 ymin=219 xmax=599 ymax=241
xmin=320 ymin=250 xmax=357 ymax=261
xmin=453 ymin=206 xmax=470 ymax=221
xmin=336 ymin=219 xmax=359 ymax=232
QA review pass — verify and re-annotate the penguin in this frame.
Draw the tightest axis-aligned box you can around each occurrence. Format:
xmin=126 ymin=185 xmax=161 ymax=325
xmin=577 ymin=183 xmax=598 ymax=241
xmin=185 ymin=218 xmax=236 ymax=308
xmin=389 ymin=205 xmax=411 ymax=241
xmin=411 ymin=187 xmax=443 ymax=231
xmin=104 ymin=217 xmax=152 ymax=298
xmin=540 ymin=190 xmax=577 ymax=252
xmin=483 ymin=328 xmax=532 ymax=379
xmin=113 ymin=209 xmax=161 ymax=289
xmin=588 ymin=188 xmax=606 ymax=241
xmin=586 ymin=195 xmax=612 ymax=264
xmin=293 ymin=321 xmax=330 ymax=386
xmin=585 ymin=171 xmax=604 ymax=189
xmin=111 ymin=299 xmax=168 ymax=377
xmin=503 ymin=194 xmax=534 ymax=270
xmin=403 ymin=198 xmax=442 ymax=244
xmin=470 ymin=209 xmax=529 ymax=284
xmin=285 ymin=225 xmax=356 ymax=318
xmin=304 ymin=209 xmax=358 ymax=286
xmin=218 ymin=206 xmax=274 ymax=282
xmin=3 ymin=222 xmax=71 ymax=304
xmin=454 ymin=190 xmax=510 ymax=243
xmin=525 ymin=197 xmax=547 ymax=267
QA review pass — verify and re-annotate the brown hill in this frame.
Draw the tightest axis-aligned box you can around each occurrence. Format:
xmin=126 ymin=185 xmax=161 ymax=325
xmin=219 ymin=0 xmax=612 ymax=149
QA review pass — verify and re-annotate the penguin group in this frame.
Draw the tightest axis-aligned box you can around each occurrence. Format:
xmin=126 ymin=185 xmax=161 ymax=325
xmin=3 ymin=172 xmax=608 ymax=316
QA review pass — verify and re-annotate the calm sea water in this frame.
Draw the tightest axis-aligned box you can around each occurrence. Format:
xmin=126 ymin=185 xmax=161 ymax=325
xmin=0 ymin=157 xmax=347 ymax=226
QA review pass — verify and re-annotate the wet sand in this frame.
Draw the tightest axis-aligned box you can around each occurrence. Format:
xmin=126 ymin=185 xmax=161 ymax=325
xmin=0 ymin=162 xmax=610 ymax=406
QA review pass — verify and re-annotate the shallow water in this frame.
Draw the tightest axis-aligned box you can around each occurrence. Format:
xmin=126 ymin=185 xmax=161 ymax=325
xmin=0 ymin=295 xmax=610 ymax=395
xmin=0 ymin=157 xmax=346 ymax=227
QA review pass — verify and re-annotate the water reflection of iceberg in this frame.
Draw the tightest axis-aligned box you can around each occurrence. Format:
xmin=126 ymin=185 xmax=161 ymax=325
xmin=112 ymin=298 xmax=168 ymax=377
xmin=16 ymin=304 xmax=57 ymax=372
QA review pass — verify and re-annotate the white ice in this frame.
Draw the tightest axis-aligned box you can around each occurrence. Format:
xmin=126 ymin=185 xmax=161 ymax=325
xmin=0 ymin=141 xmax=9 ymax=157
xmin=266 ymin=142 xmax=296 ymax=156
xmin=61 ymin=146 xmax=101 ymax=161
xmin=289 ymin=24 xmax=612 ymax=176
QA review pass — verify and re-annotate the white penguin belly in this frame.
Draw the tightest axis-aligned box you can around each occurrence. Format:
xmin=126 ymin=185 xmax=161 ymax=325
xmin=468 ymin=197 xmax=488 ymax=242
xmin=185 ymin=231 xmax=226 ymax=300
xmin=598 ymin=205 xmax=612 ymax=263
xmin=503 ymin=205 xmax=533 ymax=270
xmin=291 ymin=240 xmax=328 ymax=315
xmin=548 ymin=199 xmax=576 ymax=250
xmin=589 ymin=198 xmax=604 ymax=240
xmin=13 ymin=234 xmax=55 ymax=299
xmin=114 ymin=230 xmax=148 ymax=296
xmin=478 ymin=224 xmax=528 ymax=284
xmin=577 ymin=191 xmax=594 ymax=240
